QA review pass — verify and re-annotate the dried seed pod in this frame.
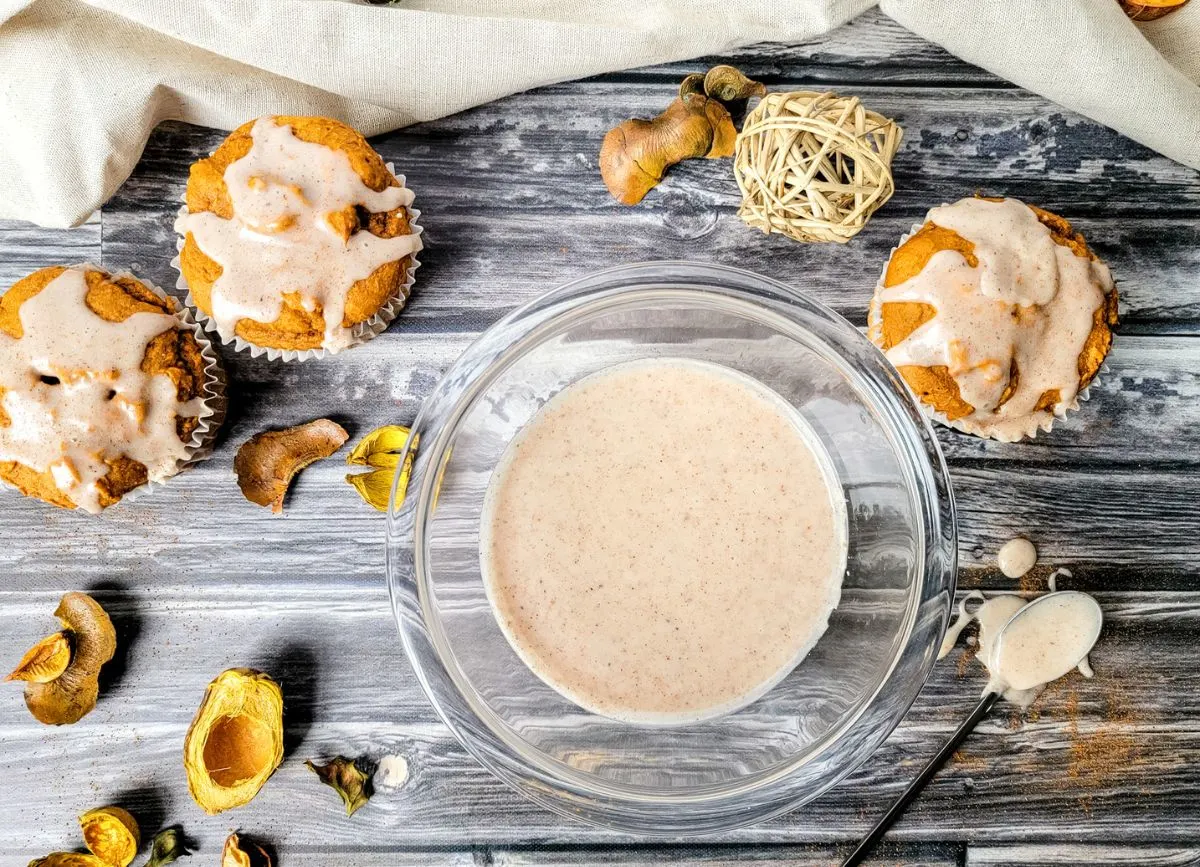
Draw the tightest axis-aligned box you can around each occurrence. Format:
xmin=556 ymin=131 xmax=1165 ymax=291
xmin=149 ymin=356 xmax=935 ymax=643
xmin=6 ymin=631 xmax=72 ymax=683
xmin=347 ymin=424 xmax=413 ymax=468
xmin=144 ymin=828 xmax=190 ymax=867
xmin=703 ymin=65 xmax=767 ymax=103
xmin=183 ymin=668 xmax=284 ymax=814
xmin=79 ymin=806 xmax=139 ymax=867
xmin=28 ymin=855 xmax=109 ymax=867
xmin=600 ymin=92 xmax=736 ymax=205
xmin=346 ymin=425 xmax=417 ymax=511
xmin=234 ymin=419 xmax=348 ymax=513
xmin=23 ymin=593 xmax=116 ymax=725
xmin=1119 ymin=0 xmax=1189 ymax=19
xmin=221 ymin=834 xmax=271 ymax=867
xmin=306 ymin=756 xmax=373 ymax=816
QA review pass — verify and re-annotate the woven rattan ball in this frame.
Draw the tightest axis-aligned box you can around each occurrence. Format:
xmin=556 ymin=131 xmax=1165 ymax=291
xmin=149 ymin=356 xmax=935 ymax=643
xmin=734 ymin=91 xmax=903 ymax=244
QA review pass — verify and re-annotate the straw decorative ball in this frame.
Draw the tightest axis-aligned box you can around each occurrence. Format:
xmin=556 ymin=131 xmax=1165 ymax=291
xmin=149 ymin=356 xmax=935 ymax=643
xmin=734 ymin=91 xmax=903 ymax=244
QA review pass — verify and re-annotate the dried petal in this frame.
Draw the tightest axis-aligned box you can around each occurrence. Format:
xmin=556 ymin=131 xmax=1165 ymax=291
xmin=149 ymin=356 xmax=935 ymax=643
xmin=6 ymin=631 xmax=71 ymax=683
xmin=25 ymin=593 xmax=116 ymax=725
xmin=28 ymin=854 xmax=109 ymax=867
xmin=306 ymin=756 xmax=373 ymax=816
xmin=79 ymin=806 xmax=139 ymax=867
xmin=144 ymin=828 xmax=190 ymax=867
xmin=346 ymin=426 xmax=416 ymax=511
xmin=346 ymin=424 xmax=412 ymax=466
xmin=234 ymin=419 xmax=349 ymax=514
xmin=221 ymin=834 xmax=271 ymax=867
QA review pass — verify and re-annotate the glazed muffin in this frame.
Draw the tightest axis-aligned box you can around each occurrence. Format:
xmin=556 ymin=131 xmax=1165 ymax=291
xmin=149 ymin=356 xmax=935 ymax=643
xmin=0 ymin=265 xmax=218 ymax=512
xmin=176 ymin=115 xmax=422 ymax=355
xmin=870 ymin=197 xmax=1118 ymax=441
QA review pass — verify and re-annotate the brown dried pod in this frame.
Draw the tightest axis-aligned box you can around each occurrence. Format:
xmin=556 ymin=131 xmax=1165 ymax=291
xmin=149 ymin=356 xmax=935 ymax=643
xmin=306 ymin=756 xmax=373 ymax=816
xmin=79 ymin=806 xmax=139 ymax=867
xmin=221 ymin=834 xmax=271 ymax=867
xmin=703 ymin=65 xmax=767 ymax=103
xmin=6 ymin=631 xmax=72 ymax=683
xmin=234 ymin=419 xmax=348 ymax=513
xmin=599 ymin=92 xmax=736 ymax=205
xmin=22 ymin=593 xmax=116 ymax=725
xmin=1119 ymin=0 xmax=1189 ymax=19
xmin=183 ymin=668 xmax=284 ymax=814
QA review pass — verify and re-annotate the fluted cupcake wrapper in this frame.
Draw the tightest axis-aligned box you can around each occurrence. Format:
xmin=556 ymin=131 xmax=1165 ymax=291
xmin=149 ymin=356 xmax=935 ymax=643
xmin=170 ymin=164 xmax=423 ymax=363
xmin=868 ymin=219 xmax=1112 ymax=444
xmin=39 ymin=264 xmax=227 ymax=513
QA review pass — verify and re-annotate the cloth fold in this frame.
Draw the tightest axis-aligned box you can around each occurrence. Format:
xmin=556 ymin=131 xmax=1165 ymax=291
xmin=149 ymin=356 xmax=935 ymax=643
xmin=0 ymin=0 xmax=1196 ymax=228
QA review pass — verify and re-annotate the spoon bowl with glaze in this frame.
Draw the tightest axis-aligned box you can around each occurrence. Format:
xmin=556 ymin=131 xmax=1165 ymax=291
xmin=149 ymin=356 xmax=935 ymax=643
xmin=843 ymin=590 xmax=1104 ymax=867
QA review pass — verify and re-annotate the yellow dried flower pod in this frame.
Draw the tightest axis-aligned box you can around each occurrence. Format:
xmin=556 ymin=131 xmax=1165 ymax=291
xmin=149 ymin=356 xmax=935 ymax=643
xmin=6 ymin=631 xmax=72 ymax=683
xmin=79 ymin=806 xmax=140 ymax=867
xmin=183 ymin=668 xmax=284 ymax=814
xmin=28 ymin=855 xmax=109 ymax=867
xmin=346 ymin=425 xmax=416 ymax=511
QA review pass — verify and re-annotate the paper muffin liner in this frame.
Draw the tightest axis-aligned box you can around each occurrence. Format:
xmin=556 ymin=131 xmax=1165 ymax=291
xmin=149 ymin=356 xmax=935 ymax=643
xmin=868 ymin=219 xmax=1113 ymax=443
xmin=170 ymin=163 xmax=423 ymax=363
xmin=0 ymin=263 xmax=226 ymax=513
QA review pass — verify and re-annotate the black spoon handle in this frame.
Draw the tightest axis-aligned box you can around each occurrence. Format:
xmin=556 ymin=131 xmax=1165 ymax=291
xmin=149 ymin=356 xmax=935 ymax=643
xmin=841 ymin=690 xmax=1001 ymax=867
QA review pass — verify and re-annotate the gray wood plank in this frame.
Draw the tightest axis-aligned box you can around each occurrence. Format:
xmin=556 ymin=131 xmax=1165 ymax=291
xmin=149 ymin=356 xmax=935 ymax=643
xmin=0 ymin=585 xmax=1196 ymax=854
xmin=967 ymin=844 xmax=1200 ymax=866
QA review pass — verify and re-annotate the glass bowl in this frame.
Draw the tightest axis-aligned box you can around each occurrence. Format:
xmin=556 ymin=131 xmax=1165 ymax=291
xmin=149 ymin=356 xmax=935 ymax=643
xmin=386 ymin=261 xmax=956 ymax=835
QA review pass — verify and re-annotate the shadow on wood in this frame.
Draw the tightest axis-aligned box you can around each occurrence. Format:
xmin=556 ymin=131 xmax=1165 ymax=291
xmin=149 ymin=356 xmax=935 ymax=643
xmin=258 ymin=641 xmax=320 ymax=761
xmin=86 ymin=580 xmax=141 ymax=697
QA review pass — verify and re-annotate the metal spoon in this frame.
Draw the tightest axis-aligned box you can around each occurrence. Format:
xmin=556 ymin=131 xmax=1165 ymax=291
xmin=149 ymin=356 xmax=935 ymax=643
xmin=841 ymin=591 xmax=1103 ymax=867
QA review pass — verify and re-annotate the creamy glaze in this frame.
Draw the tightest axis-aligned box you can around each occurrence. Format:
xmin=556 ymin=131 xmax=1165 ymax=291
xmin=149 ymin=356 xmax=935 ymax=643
xmin=178 ymin=117 xmax=422 ymax=351
xmin=939 ymin=587 xmax=1101 ymax=707
xmin=480 ymin=359 xmax=848 ymax=724
xmin=878 ymin=198 xmax=1113 ymax=441
xmin=998 ymin=536 xmax=1038 ymax=578
xmin=990 ymin=593 xmax=1103 ymax=692
xmin=0 ymin=267 xmax=200 ymax=512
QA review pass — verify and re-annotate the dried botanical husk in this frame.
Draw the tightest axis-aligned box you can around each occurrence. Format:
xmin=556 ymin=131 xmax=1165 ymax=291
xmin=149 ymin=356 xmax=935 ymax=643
xmin=703 ymin=65 xmax=767 ymax=103
xmin=600 ymin=65 xmax=761 ymax=205
xmin=221 ymin=834 xmax=271 ymax=867
xmin=346 ymin=425 xmax=416 ymax=511
xmin=306 ymin=756 xmax=373 ymax=816
xmin=79 ymin=806 xmax=139 ymax=867
xmin=183 ymin=668 xmax=284 ymax=814
xmin=1119 ymin=0 xmax=1189 ymax=19
xmin=144 ymin=828 xmax=189 ymax=867
xmin=234 ymin=419 xmax=348 ymax=513
xmin=24 ymin=593 xmax=116 ymax=725
xmin=6 ymin=631 xmax=72 ymax=683
xmin=28 ymin=854 xmax=109 ymax=867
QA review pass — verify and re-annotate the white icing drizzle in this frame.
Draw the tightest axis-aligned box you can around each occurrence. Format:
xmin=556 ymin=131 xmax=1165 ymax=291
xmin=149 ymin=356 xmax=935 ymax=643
xmin=0 ymin=267 xmax=199 ymax=512
xmin=998 ymin=536 xmax=1037 ymax=578
xmin=1047 ymin=567 xmax=1073 ymax=593
xmin=178 ymin=117 xmax=422 ymax=351
xmin=939 ymin=586 xmax=1101 ymax=709
xmin=879 ymin=198 xmax=1114 ymax=441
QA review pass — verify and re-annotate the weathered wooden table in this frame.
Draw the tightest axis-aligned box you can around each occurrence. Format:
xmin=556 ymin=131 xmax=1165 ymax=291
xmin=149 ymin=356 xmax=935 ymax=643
xmin=3 ymin=11 xmax=1199 ymax=865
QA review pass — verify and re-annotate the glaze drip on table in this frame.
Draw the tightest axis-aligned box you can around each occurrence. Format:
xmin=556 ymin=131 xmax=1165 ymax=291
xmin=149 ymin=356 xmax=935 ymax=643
xmin=178 ymin=117 xmax=421 ymax=351
xmin=0 ymin=267 xmax=198 ymax=513
xmin=939 ymin=588 xmax=1101 ymax=707
xmin=878 ymin=197 xmax=1113 ymax=441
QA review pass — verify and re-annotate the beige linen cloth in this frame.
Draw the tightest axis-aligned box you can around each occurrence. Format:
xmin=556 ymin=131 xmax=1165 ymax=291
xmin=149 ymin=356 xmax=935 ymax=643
xmin=1 ymin=0 xmax=1198 ymax=228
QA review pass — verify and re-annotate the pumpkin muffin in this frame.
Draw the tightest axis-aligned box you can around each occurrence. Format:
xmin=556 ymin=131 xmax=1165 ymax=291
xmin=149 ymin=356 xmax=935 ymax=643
xmin=175 ymin=115 xmax=423 ymax=356
xmin=869 ymin=197 xmax=1117 ymax=441
xmin=0 ymin=265 xmax=218 ymax=512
